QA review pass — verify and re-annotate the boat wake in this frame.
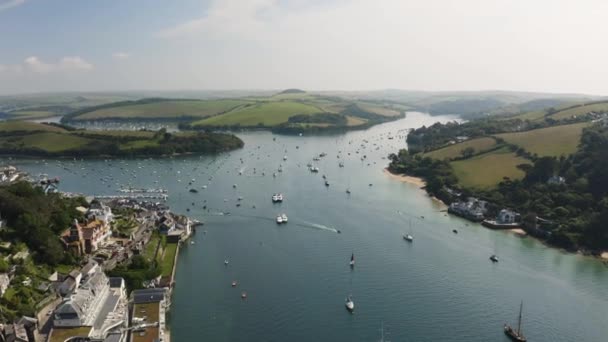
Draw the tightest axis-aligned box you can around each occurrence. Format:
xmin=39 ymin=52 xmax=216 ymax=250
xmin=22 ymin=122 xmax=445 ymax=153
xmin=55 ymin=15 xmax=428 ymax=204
xmin=296 ymin=221 xmax=339 ymax=233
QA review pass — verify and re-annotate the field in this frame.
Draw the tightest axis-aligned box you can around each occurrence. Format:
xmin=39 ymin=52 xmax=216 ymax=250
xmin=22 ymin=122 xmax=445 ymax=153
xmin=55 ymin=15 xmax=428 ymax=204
xmin=0 ymin=121 xmax=66 ymax=133
xmin=494 ymin=122 xmax=589 ymax=157
xmin=356 ymin=102 xmax=402 ymax=117
xmin=72 ymin=99 xmax=250 ymax=120
xmin=450 ymin=148 xmax=530 ymax=189
xmin=18 ymin=133 xmax=92 ymax=152
xmin=424 ymin=137 xmax=497 ymax=160
xmin=6 ymin=110 xmax=56 ymax=119
xmin=192 ymin=101 xmax=322 ymax=127
xmin=548 ymin=102 xmax=608 ymax=120
xmin=161 ymin=242 xmax=178 ymax=277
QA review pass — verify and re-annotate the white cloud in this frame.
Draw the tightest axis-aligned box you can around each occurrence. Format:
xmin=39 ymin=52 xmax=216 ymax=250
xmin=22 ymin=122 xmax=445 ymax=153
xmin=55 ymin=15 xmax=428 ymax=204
xmin=112 ymin=52 xmax=131 ymax=60
xmin=0 ymin=0 xmax=25 ymax=12
xmin=157 ymin=0 xmax=277 ymax=39
xmin=59 ymin=56 xmax=93 ymax=71
xmin=22 ymin=56 xmax=93 ymax=73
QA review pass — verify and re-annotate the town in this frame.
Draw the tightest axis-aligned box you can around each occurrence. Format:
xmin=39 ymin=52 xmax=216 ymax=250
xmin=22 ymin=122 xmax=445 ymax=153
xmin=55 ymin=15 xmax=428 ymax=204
xmin=0 ymin=166 xmax=196 ymax=342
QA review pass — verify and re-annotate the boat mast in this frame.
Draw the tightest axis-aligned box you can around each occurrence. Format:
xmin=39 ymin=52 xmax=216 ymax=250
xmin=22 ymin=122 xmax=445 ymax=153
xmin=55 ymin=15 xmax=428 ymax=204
xmin=517 ymin=300 xmax=523 ymax=335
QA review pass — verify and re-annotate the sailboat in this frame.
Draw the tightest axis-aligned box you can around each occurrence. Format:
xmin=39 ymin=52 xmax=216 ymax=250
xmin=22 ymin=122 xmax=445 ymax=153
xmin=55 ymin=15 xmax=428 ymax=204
xmin=349 ymin=253 xmax=355 ymax=268
xmin=504 ymin=301 xmax=527 ymax=342
xmin=403 ymin=218 xmax=414 ymax=242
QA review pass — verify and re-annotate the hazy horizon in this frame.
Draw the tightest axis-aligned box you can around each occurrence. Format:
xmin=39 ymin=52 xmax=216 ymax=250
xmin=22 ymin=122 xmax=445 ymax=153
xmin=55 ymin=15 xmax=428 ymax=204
xmin=1 ymin=0 xmax=607 ymax=95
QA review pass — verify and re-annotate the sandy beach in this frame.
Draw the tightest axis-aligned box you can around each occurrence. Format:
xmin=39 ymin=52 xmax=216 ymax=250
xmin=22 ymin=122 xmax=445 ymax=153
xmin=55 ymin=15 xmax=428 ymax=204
xmin=509 ymin=228 xmax=527 ymax=236
xmin=383 ymin=168 xmax=426 ymax=187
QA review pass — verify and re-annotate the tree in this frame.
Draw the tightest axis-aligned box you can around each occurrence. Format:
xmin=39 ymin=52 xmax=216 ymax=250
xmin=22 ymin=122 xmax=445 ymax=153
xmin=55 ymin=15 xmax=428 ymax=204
xmin=460 ymin=147 xmax=475 ymax=159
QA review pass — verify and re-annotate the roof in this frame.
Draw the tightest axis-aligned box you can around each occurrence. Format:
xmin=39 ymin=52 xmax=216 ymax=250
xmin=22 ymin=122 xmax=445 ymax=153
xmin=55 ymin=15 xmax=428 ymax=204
xmin=109 ymin=277 xmax=124 ymax=289
xmin=49 ymin=327 xmax=92 ymax=342
xmin=132 ymin=288 xmax=166 ymax=304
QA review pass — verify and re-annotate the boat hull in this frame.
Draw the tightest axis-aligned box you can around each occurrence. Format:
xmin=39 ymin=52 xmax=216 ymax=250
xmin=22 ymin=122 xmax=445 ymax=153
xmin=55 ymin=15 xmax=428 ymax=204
xmin=504 ymin=326 xmax=526 ymax=342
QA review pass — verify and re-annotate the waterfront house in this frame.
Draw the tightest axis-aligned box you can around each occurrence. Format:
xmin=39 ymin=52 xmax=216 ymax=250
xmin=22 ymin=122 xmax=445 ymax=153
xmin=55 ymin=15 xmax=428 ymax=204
xmin=157 ymin=213 xmax=176 ymax=235
xmin=448 ymin=197 xmax=488 ymax=221
xmin=482 ymin=209 xmax=521 ymax=229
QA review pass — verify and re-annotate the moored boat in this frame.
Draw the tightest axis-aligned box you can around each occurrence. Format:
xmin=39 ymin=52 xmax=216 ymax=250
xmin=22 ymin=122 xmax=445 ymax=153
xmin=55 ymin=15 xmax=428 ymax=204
xmin=504 ymin=301 xmax=527 ymax=341
xmin=345 ymin=295 xmax=354 ymax=312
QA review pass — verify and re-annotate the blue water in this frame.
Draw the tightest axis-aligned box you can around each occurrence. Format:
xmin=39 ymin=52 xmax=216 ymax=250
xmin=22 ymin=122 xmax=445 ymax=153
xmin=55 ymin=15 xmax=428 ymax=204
xmin=10 ymin=113 xmax=608 ymax=341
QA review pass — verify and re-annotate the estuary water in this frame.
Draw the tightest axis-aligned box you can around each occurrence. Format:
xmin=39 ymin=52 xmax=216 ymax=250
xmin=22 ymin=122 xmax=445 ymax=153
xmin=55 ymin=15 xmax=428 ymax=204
xmin=9 ymin=112 xmax=608 ymax=341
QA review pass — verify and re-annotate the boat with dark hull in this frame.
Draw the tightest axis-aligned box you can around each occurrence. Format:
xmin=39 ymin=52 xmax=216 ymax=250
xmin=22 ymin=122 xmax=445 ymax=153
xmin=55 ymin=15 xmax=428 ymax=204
xmin=504 ymin=301 xmax=527 ymax=342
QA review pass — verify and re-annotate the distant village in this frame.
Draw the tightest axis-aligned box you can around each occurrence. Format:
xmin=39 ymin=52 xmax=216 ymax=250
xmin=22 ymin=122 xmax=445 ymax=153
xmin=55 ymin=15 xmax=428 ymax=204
xmin=0 ymin=166 xmax=196 ymax=342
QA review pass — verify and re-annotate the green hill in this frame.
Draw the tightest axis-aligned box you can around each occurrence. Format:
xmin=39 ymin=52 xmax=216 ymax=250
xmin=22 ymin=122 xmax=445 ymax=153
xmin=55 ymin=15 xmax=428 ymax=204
xmin=66 ymin=99 xmax=250 ymax=121
xmin=0 ymin=121 xmax=243 ymax=157
xmin=495 ymin=122 xmax=589 ymax=157
xmin=424 ymin=137 xmax=498 ymax=160
xmin=191 ymin=101 xmax=322 ymax=127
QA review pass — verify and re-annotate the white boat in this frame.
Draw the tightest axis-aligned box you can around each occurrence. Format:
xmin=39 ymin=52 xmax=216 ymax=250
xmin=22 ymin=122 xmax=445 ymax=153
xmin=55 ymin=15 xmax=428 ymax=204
xmin=490 ymin=254 xmax=499 ymax=262
xmin=349 ymin=253 xmax=355 ymax=267
xmin=403 ymin=234 xmax=414 ymax=242
xmin=224 ymin=259 xmax=229 ymax=265
xmin=283 ymin=155 xmax=288 ymax=161
xmin=281 ymin=213 xmax=288 ymax=223
xmin=345 ymin=295 xmax=355 ymax=312
xmin=276 ymin=215 xmax=283 ymax=224
xmin=272 ymin=194 xmax=279 ymax=202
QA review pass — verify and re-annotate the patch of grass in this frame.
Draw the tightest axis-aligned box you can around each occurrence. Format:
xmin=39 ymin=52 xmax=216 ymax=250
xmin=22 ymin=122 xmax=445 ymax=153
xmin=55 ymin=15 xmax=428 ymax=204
xmin=450 ymin=147 xmax=530 ymax=189
xmin=193 ymin=101 xmax=322 ymax=127
xmin=16 ymin=133 xmax=92 ymax=152
xmin=424 ymin=137 xmax=498 ymax=160
xmin=356 ymin=102 xmax=402 ymax=117
xmin=345 ymin=116 xmax=367 ymax=126
xmin=76 ymin=130 xmax=156 ymax=138
xmin=7 ymin=110 xmax=56 ymax=119
xmin=0 ymin=121 xmax=66 ymax=133
xmin=144 ymin=234 xmax=160 ymax=262
xmin=494 ymin=122 xmax=589 ymax=157
xmin=160 ymin=243 xmax=178 ymax=277
xmin=73 ymin=99 xmax=251 ymax=120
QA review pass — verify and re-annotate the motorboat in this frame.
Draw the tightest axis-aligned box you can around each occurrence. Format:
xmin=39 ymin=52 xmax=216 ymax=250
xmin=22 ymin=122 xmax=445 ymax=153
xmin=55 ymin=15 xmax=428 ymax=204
xmin=345 ymin=295 xmax=354 ymax=312
xmin=281 ymin=214 xmax=288 ymax=223
xmin=346 ymin=189 xmax=351 ymax=194
xmin=232 ymin=281 xmax=237 ymax=287
xmin=403 ymin=234 xmax=413 ymax=242
xmin=224 ymin=259 xmax=229 ymax=265
xmin=276 ymin=215 xmax=283 ymax=224
xmin=241 ymin=292 xmax=247 ymax=299
xmin=325 ymin=180 xmax=330 ymax=187
xmin=189 ymin=188 xmax=198 ymax=193
xmin=453 ymin=229 xmax=458 ymax=234
xmin=490 ymin=255 xmax=499 ymax=262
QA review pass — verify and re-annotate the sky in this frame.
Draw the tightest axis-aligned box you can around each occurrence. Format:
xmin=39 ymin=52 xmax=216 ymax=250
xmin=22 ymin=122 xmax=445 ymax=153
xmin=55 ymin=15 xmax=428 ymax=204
xmin=0 ymin=0 xmax=607 ymax=95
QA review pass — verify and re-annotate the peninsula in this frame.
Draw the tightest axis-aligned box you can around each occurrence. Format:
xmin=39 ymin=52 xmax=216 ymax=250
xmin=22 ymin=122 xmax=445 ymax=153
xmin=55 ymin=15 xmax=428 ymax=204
xmin=0 ymin=121 xmax=243 ymax=157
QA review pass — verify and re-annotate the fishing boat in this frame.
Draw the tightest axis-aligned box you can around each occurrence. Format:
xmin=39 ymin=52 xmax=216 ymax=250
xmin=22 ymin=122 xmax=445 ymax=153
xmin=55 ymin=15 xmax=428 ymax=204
xmin=345 ymin=295 xmax=355 ymax=312
xmin=490 ymin=254 xmax=499 ymax=262
xmin=349 ymin=253 xmax=355 ymax=267
xmin=504 ymin=301 xmax=527 ymax=341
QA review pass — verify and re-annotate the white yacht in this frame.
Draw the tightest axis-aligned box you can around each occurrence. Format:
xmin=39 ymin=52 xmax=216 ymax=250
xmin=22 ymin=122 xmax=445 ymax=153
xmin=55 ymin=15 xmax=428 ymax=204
xmin=345 ymin=295 xmax=355 ymax=312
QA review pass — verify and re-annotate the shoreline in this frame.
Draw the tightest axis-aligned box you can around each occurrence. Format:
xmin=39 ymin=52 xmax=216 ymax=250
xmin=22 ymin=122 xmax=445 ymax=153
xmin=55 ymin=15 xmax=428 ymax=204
xmin=383 ymin=168 xmax=426 ymax=187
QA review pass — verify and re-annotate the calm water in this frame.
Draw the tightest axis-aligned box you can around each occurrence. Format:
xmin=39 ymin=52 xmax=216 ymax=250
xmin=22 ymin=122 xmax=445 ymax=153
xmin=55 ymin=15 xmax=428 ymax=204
xmin=8 ymin=113 xmax=608 ymax=341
